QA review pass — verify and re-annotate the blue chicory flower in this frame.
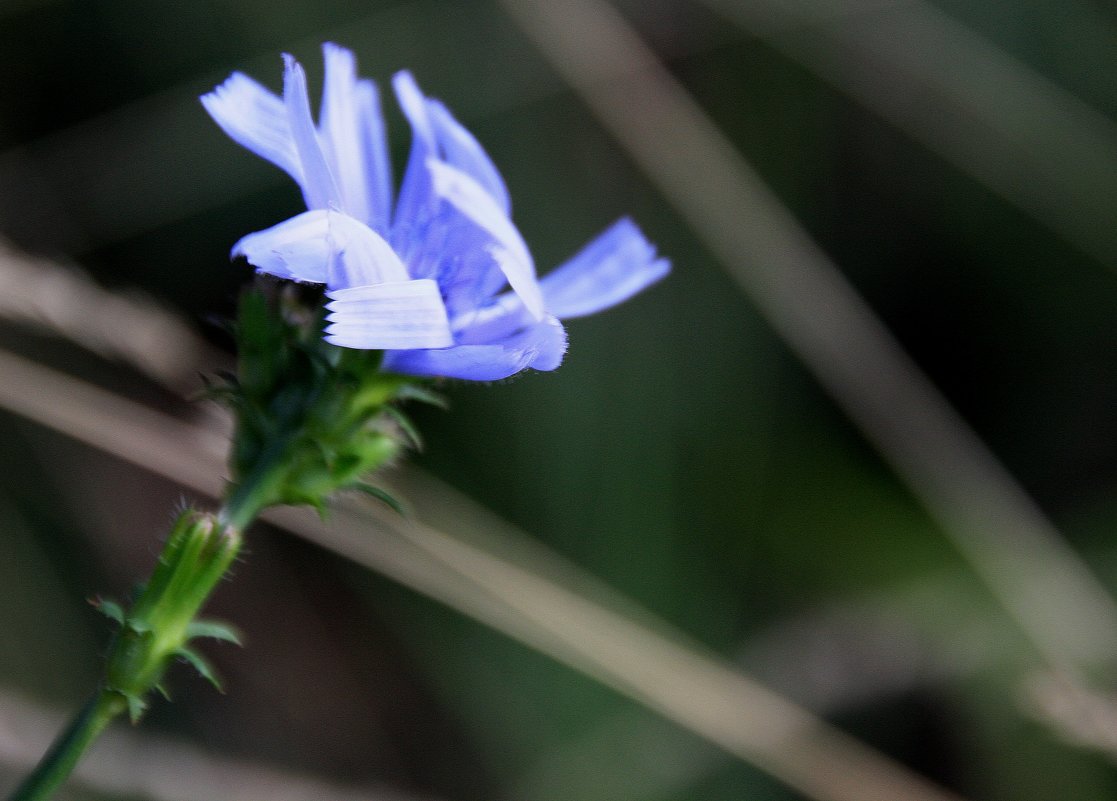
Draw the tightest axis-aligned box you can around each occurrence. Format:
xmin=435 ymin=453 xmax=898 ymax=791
xmin=202 ymin=43 xmax=669 ymax=380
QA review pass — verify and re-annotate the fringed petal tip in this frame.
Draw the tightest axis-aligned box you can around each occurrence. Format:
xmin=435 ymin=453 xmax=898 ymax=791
xmin=321 ymin=41 xmax=354 ymax=65
xmin=200 ymin=72 xmax=302 ymax=182
xmin=540 ymin=217 xmax=670 ymax=319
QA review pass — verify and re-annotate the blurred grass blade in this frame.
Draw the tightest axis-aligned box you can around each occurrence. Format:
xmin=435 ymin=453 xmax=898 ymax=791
xmin=495 ymin=0 xmax=1117 ymax=671
xmin=0 ymin=241 xmax=217 ymax=393
xmin=0 ymin=688 xmax=427 ymax=801
xmin=701 ymin=0 xmax=1117 ymax=265
xmin=0 ymin=348 xmax=227 ymax=497
xmin=0 ymin=347 xmax=968 ymax=801
xmin=276 ymin=503 xmax=969 ymax=801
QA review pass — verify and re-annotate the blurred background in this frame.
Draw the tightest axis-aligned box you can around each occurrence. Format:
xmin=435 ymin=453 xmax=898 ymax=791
xmin=1 ymin=0 xmax=1117 ymax=799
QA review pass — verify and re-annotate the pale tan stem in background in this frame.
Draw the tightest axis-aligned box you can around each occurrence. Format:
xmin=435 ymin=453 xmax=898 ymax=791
xmin=697 ymin=0 xmax=1117 ymax=268
xmin=495 ymin=0 xmax=1117 ymax=672
xmin=0 ymin=346 xmax=969 ymax=801
xmin=0 ymin=243 xmax=216 ymax=393
xmin=0 ymin=688 xmax=427 ymax=801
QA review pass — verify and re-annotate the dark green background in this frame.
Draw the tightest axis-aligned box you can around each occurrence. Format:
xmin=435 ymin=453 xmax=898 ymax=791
xmin=1 ymin=1 xmax=1116 ymax=799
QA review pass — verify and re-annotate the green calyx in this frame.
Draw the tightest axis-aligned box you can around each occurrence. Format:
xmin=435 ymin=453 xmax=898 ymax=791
xmin=96 ymin=509 xmax=242 ymax=721
xmin=213 ymin=280 xmax=441 ymax=526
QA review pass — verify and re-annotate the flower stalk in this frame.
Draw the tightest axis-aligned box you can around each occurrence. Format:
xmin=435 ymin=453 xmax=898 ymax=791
xmin=8 ymin=510 xmax=241 ymax=801
xmin=10 ymin=39 xmax=667 ymax=801
xmin=8 ymin=282 xmax=422 ymax=801
xmin=7 ymin=692 xmax=127 ymax=801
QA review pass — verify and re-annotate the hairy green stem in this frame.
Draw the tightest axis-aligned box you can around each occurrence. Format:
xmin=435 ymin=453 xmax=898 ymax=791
xmin=8 ymin=503 xmax=251 ymax=801
xmin=219 ymin=435 xmax=294 ymax=531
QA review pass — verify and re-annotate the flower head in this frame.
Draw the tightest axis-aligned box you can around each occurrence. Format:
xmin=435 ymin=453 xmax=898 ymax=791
xmin=203 ymin=44 xmax=669 ymax=380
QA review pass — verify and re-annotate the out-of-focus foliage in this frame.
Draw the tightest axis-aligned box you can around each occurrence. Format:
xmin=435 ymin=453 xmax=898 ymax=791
xmin=1 ymin=2 xmax=1117 ymax=801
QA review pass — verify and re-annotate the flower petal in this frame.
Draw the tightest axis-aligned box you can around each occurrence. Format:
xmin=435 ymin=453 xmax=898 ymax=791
xmin=283 ymin=53 xmax=342 ymax=210
xmin=541 ymin=217 xmax=670 ymax=319
xmin=450 ymin=291 xmax=530 ymax=344
xmin=324 ymin=279 xmax=453 ymax=349
xmin=383 ymin=315 xmax=566 ymax=380
xmin=319 ymin=43 xmax=370 ymax=223
xmin=232 ymin=210 xmax=411 ymax=288
xmin=200 ymin=72 xmax=302 ymax=183
xmin=324 ymin=211 xmax=410 ymax=288
xmin=232 ymin=210 xmax=331 ymax=283
xmin=427 ymin=159 xmax=544 ymax=320
xmin=426 ymin=99 xmax=511 ymax=214
xmin=390 ymin=71 xmax=438 ymax=259
xmin=356 ymin=78 xmax=393 ymax=235
xmin=392 ymin=70 xmax=436 ymax=150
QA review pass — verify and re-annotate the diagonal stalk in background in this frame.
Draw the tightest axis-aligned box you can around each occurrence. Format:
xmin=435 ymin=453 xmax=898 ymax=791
xmin=696 ymin=0 xmax=1117 ymax=269
xmin=0 ymin=344 xmax=970 ymax=801
xmin=495 ymin=0 xmax=1117 ymax=673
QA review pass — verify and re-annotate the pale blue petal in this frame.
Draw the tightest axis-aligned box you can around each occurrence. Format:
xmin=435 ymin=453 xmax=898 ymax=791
xmin=439 ymin=247 xmax=515 ymax=319
xmin=392 ymin=71 xmax=436 ymax=149
xmin=232 ymin=210 xmax=331 ymax=283
xmin=319 ymin=43 xmax=370 ymax=223
xmin=383 ymin=315 xmax=566 ymax=380
xmin=324 ymin=279 xmax=453 ymax=349
xmin=384 ymin=345 xmax=530 ymax=381
xmin=232 ymin=210 xmax=411 ymax=288
xmin=427 ymin=160 xmax=544 ymax=320
xmin=356 ymin=78 xmax=392 ymax=235
xmin=283 ymin=54 xmax=342 ymax=210
xmin=201 ymin=72 xmax=302 ymax=183
xmin=426 ymin=99 xmax=511 ymax=214
xmin=541 ymin=218 xmax=670 ymax=319
xmin=450 ymin=291 xmax=530 ymax=344
xmin=390 ymin=71 xmax=438 ymax=260
xmin=323 ymin=211 xmax=410 ymax=288
xmin=406 ymin=206 xmax=508 ymax=312
xmin=207 ymin=51 xmax=670 ymax=379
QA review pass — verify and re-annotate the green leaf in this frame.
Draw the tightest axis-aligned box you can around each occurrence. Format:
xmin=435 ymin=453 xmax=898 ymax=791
xmin=154 ymin=683 xmax=171 ymax=702
xmin=125 ymin=618 xmax=152 ymax=635
xmin=384 ymin=406 xmax=423 ymax=451
xmin=396 ymin=383 xmax=448 ymax=409
xmin=355 ymin=483 xmax=407 ymax=516
xmin=186 ymin=619 xmax=243 ymax=646
xmin=124 ymin=692 xmax=147 ymax=724
xmin=91 ymin=597 xmax=125 ymax=625
xmin=176 ymin=646 xmax=224 ymax=692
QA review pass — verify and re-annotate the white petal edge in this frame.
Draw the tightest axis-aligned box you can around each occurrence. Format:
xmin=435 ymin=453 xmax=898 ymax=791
xmin=232 ymin=210 xmax=332 ymax=283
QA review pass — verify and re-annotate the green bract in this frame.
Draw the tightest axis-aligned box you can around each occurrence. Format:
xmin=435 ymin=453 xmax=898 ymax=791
xmin=99 ymin=510 xmax=241 ymax=721
xmin=215 ymin=280 xmax=438 ymax=528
